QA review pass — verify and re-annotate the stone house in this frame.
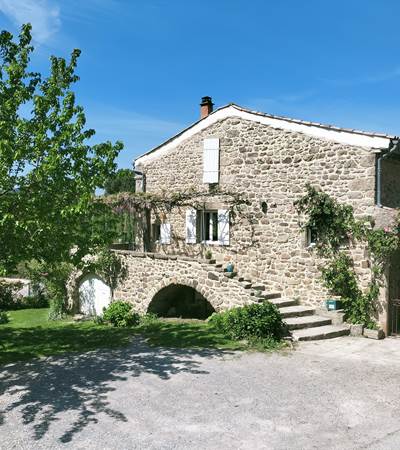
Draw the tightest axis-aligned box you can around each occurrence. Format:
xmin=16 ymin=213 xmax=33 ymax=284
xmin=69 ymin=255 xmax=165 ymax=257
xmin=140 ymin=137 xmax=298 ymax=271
xmin=128 ymin=97 xmax=400 ymax=336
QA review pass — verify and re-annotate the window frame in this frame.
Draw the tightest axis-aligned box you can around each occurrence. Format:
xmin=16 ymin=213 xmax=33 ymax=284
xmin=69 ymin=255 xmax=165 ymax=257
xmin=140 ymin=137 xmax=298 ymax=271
xmin=199 ymin=209 xmax=221 ymax=245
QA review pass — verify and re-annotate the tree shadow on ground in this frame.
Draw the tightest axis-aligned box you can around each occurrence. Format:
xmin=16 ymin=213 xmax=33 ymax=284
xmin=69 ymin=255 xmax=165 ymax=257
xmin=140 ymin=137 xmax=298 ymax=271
xmin=0 ymin=336 xmax=232 ymax=444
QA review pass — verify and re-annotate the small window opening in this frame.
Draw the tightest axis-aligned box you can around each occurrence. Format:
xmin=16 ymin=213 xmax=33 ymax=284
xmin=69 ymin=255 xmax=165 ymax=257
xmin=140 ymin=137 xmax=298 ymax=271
xmin=306 ymin=226 xmax=318 ymax=248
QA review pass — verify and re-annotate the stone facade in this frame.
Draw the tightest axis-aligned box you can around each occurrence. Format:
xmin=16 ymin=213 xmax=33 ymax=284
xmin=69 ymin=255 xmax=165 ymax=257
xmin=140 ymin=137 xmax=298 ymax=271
xmin=135 ymin=115 xmax=383 ymax=308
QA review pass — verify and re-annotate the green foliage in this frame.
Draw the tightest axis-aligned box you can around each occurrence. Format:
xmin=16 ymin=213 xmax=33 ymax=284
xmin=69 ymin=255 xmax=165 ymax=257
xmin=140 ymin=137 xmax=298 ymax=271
xmin=102 ymin=300 xmax=140 ymax=327
xmin=294 ymin=184 xmax=355 ymax=254
xmin=89 ymin=249 xmax=127 ymax=296
xmin=0 ymin=310 xmax=9 ymax=324
xmin=0 ymin=24 xmax=122 ymax=274
xmin=208 ymin=302 xmax=285 ymax=341
xmin=0 ymin=280 xmax=22 ymax=310
xmin=205 ymin=250 xmax=212 ymax=259
xmin=295 ymin=184 xmax=400 ymax=327
xmin=48 ymin=297 xmax=66 ymax=321
xmin=0 ymin=291 xmax=48 ymax=311
xmin=27 ymin=260 xmax=73 ymax=320
xmin=321 ymin=253 xmax=361 ymax=300
xmin=20 ymin=293 xmax=49 ymax=309
xmin=104 ymin=169 xmax=136 ymax=195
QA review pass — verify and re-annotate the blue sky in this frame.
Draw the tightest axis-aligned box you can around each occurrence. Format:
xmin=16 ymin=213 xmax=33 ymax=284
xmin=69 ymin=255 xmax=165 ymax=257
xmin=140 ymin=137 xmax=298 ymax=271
xmin=1 ymin=0 xmax=400 ymax=168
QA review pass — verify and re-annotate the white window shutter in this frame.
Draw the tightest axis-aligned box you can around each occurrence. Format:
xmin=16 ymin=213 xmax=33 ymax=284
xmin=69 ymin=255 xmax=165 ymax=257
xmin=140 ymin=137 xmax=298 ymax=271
xmin=218 ymin=209 xmax=230 ymax=245
xmin=160 ymin=223 xmax=171 ymax=244
xmin=203 ymin=138 xmax=220 ymax=183
xmin=186 ymin=209 xmax=197 ymax=243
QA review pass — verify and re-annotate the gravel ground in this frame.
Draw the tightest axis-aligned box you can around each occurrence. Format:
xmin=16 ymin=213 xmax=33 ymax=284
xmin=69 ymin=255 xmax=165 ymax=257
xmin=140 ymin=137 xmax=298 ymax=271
xmin=1 ymin=336 xmax=400 ymax=450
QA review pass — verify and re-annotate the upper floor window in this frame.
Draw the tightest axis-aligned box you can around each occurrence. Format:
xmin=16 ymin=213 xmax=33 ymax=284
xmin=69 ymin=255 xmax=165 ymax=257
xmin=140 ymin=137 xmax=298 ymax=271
xmin=203 ymin=138 xmax=220 ymax=184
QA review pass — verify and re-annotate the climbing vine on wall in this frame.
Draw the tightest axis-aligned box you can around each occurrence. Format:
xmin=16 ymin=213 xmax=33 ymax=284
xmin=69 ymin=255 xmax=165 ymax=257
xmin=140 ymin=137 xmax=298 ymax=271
xmin=295 ymin=184 xmax=400 ymax=328
xmin=101 ymin=187 xmax=259 ymax=251
xmin=101 ymin=187 xmax=251 ymax=214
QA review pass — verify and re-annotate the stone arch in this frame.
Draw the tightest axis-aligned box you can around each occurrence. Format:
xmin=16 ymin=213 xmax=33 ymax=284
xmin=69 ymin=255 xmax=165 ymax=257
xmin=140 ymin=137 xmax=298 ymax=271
xmin=145 ymin=276 xmax=223 ymax=318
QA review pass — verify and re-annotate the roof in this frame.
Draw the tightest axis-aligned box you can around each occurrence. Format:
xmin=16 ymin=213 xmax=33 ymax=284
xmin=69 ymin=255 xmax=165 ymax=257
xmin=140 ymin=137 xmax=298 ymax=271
xmin=135 ymin=103 xmax=396 ymax=165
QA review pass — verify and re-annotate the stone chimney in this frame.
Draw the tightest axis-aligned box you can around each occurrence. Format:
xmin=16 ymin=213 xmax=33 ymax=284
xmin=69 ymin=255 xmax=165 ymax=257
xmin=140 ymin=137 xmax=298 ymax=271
xmin=200 ymin=96 xmax=214 ymax=119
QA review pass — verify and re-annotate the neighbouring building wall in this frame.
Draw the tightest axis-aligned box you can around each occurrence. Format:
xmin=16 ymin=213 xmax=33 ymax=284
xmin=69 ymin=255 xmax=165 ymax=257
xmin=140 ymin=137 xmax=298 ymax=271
xmin=136 ymin=117 xmax=377 ymax=307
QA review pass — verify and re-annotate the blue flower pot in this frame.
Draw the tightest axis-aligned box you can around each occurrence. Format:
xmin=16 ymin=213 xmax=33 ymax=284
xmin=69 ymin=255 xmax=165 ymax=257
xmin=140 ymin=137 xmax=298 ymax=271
xmin=226 ymin=262 xmax=234 ymax=273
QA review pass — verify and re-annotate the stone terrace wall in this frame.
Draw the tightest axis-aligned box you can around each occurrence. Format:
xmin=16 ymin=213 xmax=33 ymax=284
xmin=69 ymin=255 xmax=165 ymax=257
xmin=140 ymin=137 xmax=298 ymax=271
xmin=136 ymin=117 xmax=377 ymax=306
xmin=113 ymin=251 xmax=256 ymax=313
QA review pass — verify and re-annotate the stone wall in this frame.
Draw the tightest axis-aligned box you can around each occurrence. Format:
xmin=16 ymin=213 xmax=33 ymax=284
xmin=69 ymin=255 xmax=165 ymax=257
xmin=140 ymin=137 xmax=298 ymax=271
xmin=112 ymin=251 xmax=256 ymax=313
xmin=136 ymin=116 xmax=378 ymax=307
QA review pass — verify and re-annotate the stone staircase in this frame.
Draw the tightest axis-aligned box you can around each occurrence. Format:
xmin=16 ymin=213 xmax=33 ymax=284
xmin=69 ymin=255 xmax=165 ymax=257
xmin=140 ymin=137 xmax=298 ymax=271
xmin=208 ymin=259 xmax=350 ymax=341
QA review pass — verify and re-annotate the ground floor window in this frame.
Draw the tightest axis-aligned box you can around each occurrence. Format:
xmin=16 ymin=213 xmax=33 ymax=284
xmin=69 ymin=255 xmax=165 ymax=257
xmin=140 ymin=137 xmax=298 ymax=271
xmin=200 ymin=211 xmax=219 ymax=242
xmin=186 ymin=208 xmax=229 ymax=245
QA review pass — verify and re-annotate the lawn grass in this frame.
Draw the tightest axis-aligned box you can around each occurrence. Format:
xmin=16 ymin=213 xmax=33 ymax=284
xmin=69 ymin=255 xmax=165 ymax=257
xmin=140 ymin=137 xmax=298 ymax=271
xmin=0 ymin=308 xmax=135 ymax=365
xmin=0 ymin=309 xmax=285 ymax=365
xmin=137 ymin=318 xmax=248 ymax=351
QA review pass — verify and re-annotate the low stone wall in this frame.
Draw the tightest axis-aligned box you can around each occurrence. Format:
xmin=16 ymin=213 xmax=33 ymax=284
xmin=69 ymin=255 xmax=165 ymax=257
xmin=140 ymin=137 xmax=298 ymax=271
xmin=112 ymin=251 xmax=256 ymax=313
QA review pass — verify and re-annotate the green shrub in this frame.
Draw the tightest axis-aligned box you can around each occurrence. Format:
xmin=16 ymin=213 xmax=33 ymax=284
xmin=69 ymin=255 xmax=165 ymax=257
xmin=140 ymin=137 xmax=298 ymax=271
xmin=209 ymin=302 xmax=285 ymax=341
xmin=0 ymin=281 xmax=22 ymax=310
xmin=102 ymin=300 xmax=140 ymax=327
xmin=20 ymin=292 xmax=49 ymax=309
xmin=0 ymin=281 xmax=49 ymax=311
xmin=0 ymin=311 xmax=9 ymax=324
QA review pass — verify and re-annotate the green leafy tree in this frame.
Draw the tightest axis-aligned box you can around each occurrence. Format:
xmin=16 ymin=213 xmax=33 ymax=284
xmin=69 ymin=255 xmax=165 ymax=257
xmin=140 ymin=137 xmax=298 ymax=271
xmin=104 ymin=168 xmax=136 ymax=195
xmin=0 ymin=24 xmax=123 ymax=274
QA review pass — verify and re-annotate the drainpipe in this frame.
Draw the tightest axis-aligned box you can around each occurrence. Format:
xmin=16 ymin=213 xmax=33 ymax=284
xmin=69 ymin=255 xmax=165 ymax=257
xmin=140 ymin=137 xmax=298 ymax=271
xmin=376 ymin=154 xmax=383 ymax=208
xmin=376 ymin=138 xmax=399 ymax=208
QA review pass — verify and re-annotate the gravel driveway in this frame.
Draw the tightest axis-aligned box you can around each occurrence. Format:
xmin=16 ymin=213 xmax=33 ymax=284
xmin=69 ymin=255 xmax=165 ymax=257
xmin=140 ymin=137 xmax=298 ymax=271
xmin=1 ymin=336 xmax=400 ymax=450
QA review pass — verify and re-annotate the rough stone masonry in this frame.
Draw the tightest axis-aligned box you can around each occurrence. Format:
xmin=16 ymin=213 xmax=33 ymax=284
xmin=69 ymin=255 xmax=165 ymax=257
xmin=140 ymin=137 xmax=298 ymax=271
xmin=135 ymin=113 xmax=393 ymax=308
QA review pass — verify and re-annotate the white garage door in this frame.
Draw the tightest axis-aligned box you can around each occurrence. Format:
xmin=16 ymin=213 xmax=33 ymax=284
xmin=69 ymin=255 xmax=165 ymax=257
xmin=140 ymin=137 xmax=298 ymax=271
xmin=79 ymin=275 xmax=111 ymax=316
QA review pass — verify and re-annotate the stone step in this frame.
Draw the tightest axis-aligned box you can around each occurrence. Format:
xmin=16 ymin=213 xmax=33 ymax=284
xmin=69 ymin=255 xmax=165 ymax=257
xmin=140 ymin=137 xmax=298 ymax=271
xmin=224 ymin=272 xmax=237 ymax=279
xmin=269 ymin=298 xmax=298 ymax=308
xmin=279 ymin=305 xmax=315 ymax=319
xmin=285 ymin=315 xmax=332 ymax=330
xmin=251 ymin=283 xmax=265 ymax=291
xmin=238 ymin=277 xmax=251 ymax=283
xmin=241 ymin=282 xmax=252 ymax=289
xmin=292 ymin=325 xmax=350 ymax=341
xmin=259 ymin=292 xmax=281 ymax=300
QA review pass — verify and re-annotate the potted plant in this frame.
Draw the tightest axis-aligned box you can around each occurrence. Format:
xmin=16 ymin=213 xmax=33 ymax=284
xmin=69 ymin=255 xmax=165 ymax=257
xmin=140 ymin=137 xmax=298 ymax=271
xmin=205 ymin=250 xmax=212 ymax=260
